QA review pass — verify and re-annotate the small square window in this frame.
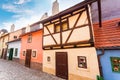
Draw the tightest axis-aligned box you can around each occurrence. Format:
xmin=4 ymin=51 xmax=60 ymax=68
xmin=2 ymin=38 xmax=4 ymax=42
xmin=14 ymin=48 xmax=18 ymax=56
xmin=55 ymin=24 xmax=60 ymax=33
xmin=14 ymin=36 xmax=17 ymax=39
xmin=47 ymin=56 xmax=51 ymax=62
xmin=78 ymin=56 xmax=87 ymax=69
xmin=23 ymin=51 xmax=26 ymax=56
xmin=27 ymin=34 xmax=32 ymax=43
xmin=32 ymin=51 xmax=36 ymax=57
xmin=62 ymin=22 xmax=68 ymax=31
xmin=110 ymin=57 xmax=120 ymax=73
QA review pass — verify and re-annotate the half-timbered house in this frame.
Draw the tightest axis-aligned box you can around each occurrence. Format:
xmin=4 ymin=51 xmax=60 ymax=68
xmin=41 ymin=0 xmax=101 ymax=80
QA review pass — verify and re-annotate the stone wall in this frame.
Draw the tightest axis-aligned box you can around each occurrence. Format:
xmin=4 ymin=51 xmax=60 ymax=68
xmin=19 ymin=59 xmax=42 ymax=71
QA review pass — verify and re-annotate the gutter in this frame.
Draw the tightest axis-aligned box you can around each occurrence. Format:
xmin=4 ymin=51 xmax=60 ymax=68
xmin=97 ymin=48 xmax=105 ymax=77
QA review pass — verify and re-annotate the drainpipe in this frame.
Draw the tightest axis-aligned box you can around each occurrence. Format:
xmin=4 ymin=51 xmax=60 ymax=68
xmin=97 ymin=48 xmax=104 ymax=77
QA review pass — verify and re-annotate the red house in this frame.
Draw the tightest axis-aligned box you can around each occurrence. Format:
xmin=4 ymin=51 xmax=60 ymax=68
xmin=20 ymin=23 xmax=43 ymax=70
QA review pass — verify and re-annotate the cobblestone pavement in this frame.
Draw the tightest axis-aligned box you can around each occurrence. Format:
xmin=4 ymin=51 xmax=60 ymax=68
xmin=0 ymin=59 xmax=65 ymax=80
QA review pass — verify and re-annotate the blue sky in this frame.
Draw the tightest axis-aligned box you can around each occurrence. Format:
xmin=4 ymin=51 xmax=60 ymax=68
xmin=0 ymin=0 xmax=83 ymax=31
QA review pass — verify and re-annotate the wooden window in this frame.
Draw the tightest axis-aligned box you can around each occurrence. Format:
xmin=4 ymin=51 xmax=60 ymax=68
xmin=23 ymin=51 xmax=26 ymax=56
xmin=14 ymin=36 xmax=17 ymax=39
xmin=27 ymin=34 xmax=32 ymax=43
xmin=78 ymin=56 xmax=87 ymax=69
xmin=32 ymin=51 xmax=36 ymax=57
xmin=55 ymin=24 xmax=60 ymax=33
xmin=2 ymin=38 xmax=4 ymax=42
xmin=62 ymin=21 xmax=68 ymax=31
xmin=54 ymin=21 xmax=68 ymax=33
xmin=14 ymin=48 xmax=18 ymax=56
xmin=110 ymin=57 xmax=120 ymax=73
xmin=47 ymin=56 xmax=51 ymax=62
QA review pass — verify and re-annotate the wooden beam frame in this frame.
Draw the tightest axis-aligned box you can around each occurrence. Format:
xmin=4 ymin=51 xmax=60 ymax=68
xmin=65 ymin=11 xmax=83 ymax=44
xmin=45 ymin=26 xmax=58 ymax=45
xmin=97 ymin=0 xmax=102 ymax=27
xmin=85 ymin=4 xmax=94 ymax=44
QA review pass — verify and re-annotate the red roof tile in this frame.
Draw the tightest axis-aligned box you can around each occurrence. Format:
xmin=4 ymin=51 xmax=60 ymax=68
xmin=93 ymin=18 xmax=120 ymax=48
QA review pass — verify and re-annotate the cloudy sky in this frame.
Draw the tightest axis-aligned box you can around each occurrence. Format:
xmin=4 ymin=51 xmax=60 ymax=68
xmin=0 ymin=0 xmax=83 ymax=32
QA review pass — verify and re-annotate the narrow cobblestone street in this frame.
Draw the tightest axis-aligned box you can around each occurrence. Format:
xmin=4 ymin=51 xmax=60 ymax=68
xmin=0 ymin=59 xmax=64 ymax=80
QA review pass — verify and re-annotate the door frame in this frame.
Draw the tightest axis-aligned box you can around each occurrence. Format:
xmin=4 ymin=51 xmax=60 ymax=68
xmin=25 ymin=49 xmax=32 ymax=68
xmin=1 ymin=49 xmax=4 ymax=58
xmin=8 ymin=48 xmax=14 ymax=60
xmin=55 ymin=52 xmax=68 ymax=79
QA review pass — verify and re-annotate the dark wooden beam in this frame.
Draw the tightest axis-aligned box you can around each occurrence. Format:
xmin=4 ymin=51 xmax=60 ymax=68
xmin=85 ymin=5 xmax=94 ymax=44
xmin=97 ymin=0 xmax=102 ymax=27
xmin=65 ymin=12 xmax=83 ymax=44
xmin=45 ymin=26 xmax=58 ymax=45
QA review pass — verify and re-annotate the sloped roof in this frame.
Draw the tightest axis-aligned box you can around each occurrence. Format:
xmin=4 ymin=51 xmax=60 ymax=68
xmin=93 ymin=18 xmax=120 ymax=48
xmin=40 ymin=0 xmax=97 ymax=23
xmin=20 ymin=29 xmax=42 ymax=37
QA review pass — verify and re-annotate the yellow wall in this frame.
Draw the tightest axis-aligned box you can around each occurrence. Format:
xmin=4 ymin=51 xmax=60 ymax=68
xmin=43 ymin=47 xmax=100 ymax=80
xmin=9 ymin=29 xmax=22 ymax=41
xmin=68 ymin=26 xmax=90 ymax=43
xmin=0 ymin=38 xmax=2 ymax=56
xmin=0 ymin=33 xmax=9 ymax=56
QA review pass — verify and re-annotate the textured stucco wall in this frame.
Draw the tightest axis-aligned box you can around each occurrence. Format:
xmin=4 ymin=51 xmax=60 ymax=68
xmin=43 ymin=47 xmax=100 ymax=80
xmin=7 ymin=40 xmax=21 ymax=58
xmin=97 ymin=50 xmax=120 ymax=80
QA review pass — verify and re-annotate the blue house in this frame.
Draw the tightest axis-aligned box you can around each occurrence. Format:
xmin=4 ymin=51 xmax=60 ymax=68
xmin=93 ymin=18 xmax=120 ymax=80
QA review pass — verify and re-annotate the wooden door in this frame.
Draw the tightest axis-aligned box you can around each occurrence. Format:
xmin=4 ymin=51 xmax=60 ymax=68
xmin=8 ymin=48 xmax=13 ymax=60
xmin=3 ymin=48 xmax=7 ymax=59
xmin=1 ymin=49 xmax=4 ymax=58
xmin=25 ymin=49 xmax=32 ymax=68
xmin=56 ymin=52 xmax=68 ymax=79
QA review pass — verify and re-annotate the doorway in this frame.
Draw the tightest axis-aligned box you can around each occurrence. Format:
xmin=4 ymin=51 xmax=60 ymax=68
xmin=8 ymin=48 xmax=14 ymax=60
xmin=25 ymin=49 xmax=32 ymax=68
xmin=56 ymin=52 xmax=68 ymax=79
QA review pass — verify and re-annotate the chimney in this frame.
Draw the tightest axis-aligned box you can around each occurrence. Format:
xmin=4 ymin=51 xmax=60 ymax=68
xmin=40 ymin=12 xmax=48 ymax=20
xmin=10 ymin=24 xmax=15 ymax=32
xmin=52 ymin=0 xmax=59 ymax=15
xmin=26 ymin=24 xmax=30 ymax=33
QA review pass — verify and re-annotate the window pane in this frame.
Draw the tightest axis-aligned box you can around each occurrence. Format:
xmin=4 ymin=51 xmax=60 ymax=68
xmin=23 ymin=51 xmax=26 ymax=56
xmin=62 ymin=22 xmax=68 ymax=31
xmin=55 ymin=25 xmax=60 ymax=33
xmin=27 ymin=34 xmax=32 ymax=43
xmin=110 ymin=57 xmax=120 ymax=72
xmin=78 ymin=56 xmax=87 ymax=69
xmin=32 ymin=51 xmax=36 ymax=57
xmin=14 ymin=48 xmax=18 ymax=56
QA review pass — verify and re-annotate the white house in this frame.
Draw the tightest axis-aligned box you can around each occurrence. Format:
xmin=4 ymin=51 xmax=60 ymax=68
xmin=7 ymin=39 xmax=21 ymax=61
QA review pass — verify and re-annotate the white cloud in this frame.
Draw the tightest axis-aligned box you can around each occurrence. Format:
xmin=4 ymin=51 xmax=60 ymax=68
xmin=14 ymin=0 xmax=31 ymax=4
xmin=2 ymin=4 xmax=16 ymax=11
xmin=2 ymin=4 xmax=34 ymax=15
xmin=1 ymin=0 xmax=84 ymax=32
xmin=1 ymin=14 xmax=42 ymax=32
xmin=12 ymin=14 xmax=23 ymax=18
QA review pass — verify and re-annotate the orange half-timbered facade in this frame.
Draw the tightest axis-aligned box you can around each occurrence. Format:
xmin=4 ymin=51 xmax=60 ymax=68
xmin=41 ymin=0 xmax=101 ymax=80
